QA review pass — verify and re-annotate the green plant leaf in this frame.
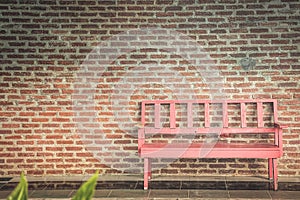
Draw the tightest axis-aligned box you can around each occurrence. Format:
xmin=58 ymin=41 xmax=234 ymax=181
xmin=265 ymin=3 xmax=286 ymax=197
xmin=7 ymin=172 xmax=28 ymax=200
xmin=71 ymin=170 xmax=99 ymax=200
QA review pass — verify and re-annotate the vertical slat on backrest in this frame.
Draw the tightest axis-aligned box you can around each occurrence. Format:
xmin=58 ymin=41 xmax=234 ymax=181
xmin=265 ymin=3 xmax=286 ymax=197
xmin=187 ymin=102 xmax=193 ymax=128
xmin=273 ymin=100 xmax=278 ymax=123
xmin=223 ymin=102 xmax=228 ymax=128
xmin=170 ymin=102 xmax=176 ymax=129
xmin=205 ymin=102 xmax=210 ymax=128
xmin=141 ymin=102 xmax=146 ymax=125
xmin=154 ymin=102 xmax=160 ymax=129
xmin=257 ymin=102 xmax=263 ymax=128
xmin=241 ymin=102 xmax=246 ymax=128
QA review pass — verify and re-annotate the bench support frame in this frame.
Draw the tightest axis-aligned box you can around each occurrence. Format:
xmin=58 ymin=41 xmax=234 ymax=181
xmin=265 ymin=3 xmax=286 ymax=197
xmin=138 ymin=99 xmax=286 ymax=191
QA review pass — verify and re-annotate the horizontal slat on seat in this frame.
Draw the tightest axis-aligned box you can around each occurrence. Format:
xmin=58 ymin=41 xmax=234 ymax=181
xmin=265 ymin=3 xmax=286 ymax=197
xmin=139 ymin=142 xmax=281 ymax=159
xmin=143 ymin=127 xmax=276 ymax=135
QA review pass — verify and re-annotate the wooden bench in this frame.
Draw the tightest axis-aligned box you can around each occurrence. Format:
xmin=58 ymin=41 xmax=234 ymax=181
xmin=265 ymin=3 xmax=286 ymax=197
xmin=138 ymin=99 xmax=287 ymax=190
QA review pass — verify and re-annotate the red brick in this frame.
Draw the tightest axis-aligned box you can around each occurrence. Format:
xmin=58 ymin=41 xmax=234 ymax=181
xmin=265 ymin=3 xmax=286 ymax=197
xmin=161 ymin=169 xmax=178 ymax=174
xmin=268 ymin=16 xmax=287 ymax=21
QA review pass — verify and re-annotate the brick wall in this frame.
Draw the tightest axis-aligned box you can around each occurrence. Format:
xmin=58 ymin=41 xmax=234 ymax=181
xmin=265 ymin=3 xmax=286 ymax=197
xmin=0 ymin=0 xmax=299 ymax=177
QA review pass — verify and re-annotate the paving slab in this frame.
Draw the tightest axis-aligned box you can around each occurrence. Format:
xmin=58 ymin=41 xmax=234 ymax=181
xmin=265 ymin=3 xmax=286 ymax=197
xmin=269 ymin=190 xmax=300 ymax=200
xmin=189 ymin=190 xmax=229 ymax=199
xmin=29 ymin=189 xmax=74 ymax=198
xmin=149 ymin=189 xmax=189 ymax=198
xmin=229 ymin=190 xmax=271 ymax=199
xmin=108 ymin=189 xmax=149 ymax=198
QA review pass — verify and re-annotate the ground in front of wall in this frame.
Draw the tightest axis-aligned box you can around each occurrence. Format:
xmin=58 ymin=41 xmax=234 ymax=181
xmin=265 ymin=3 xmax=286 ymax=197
xmin=0 ymin=175 xmax=299 ymax=199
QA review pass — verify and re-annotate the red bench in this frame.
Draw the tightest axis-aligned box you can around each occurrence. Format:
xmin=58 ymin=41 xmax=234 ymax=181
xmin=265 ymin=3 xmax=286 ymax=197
xmin=138 ymin=99 xmax=287 ymax=190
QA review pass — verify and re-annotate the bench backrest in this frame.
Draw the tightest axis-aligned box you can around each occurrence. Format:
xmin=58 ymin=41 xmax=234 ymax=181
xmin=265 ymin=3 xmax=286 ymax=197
xmin=140 ymin=99 xmax=278 ymax=135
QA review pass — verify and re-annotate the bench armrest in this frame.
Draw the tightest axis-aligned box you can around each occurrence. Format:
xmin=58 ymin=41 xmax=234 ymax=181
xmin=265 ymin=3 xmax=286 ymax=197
xmin=274 ymin=123 xmax=288 ymax=129
xmin=138 ymin=128 xmax=145 ymax=150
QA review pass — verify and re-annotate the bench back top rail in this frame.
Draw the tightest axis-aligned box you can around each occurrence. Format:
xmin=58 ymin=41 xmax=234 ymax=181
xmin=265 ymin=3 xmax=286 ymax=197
xmin=141 ymin=99 xmax=278 ymax=131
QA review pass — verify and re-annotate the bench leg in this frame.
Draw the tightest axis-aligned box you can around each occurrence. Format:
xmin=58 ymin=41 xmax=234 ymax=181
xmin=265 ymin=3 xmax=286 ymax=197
xmin=273 ymin=158 xmax=278 ymax=191
xmin=268 ymin=158 xmax=273 ymax=180
xmin=144 ymin=158 xmax=151 ymax=190
xmin=148 ymin=158 xmax=152 ymax=180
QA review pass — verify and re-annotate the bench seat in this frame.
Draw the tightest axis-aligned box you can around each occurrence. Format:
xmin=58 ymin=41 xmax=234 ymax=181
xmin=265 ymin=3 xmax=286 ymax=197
xmin=139 ymin=142 xmax=281 ymax=158
xmin=138 ymin=99 xmax=286 ymax=190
